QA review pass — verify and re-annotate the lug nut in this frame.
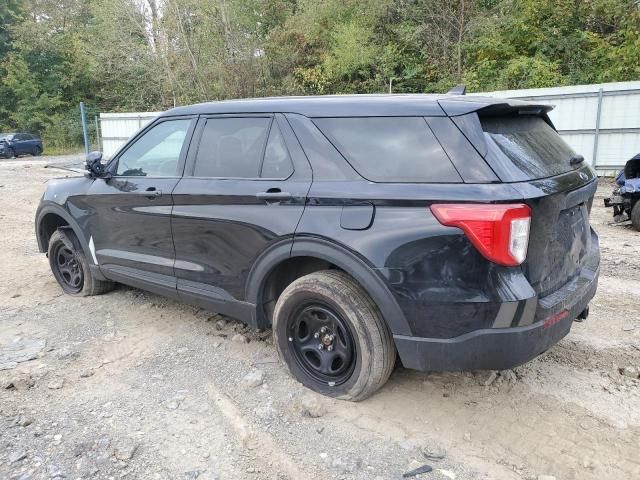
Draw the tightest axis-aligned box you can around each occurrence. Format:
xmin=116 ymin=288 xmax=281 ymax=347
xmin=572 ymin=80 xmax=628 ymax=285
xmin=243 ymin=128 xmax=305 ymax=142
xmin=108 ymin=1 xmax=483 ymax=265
xmin=313 ymin=332 xmax=320 ymax=339
xmin=327 ymin=345 xmax=334 ymax=352
xmin=318 ymin=344 xmax=324 ymax=350
xmin=320 ymin=326 xmax=327 ymax=333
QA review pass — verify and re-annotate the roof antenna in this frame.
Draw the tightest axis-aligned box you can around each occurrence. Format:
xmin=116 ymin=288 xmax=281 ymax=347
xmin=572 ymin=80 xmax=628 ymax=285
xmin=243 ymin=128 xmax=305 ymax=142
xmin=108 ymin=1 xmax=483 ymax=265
xmin=447 ymin=84 xmax=466 ymax=95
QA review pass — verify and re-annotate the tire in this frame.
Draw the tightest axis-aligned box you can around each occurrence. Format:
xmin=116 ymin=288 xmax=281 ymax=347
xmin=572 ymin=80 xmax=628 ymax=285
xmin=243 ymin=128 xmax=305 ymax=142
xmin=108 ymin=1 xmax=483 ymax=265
xmin=631 ymin=202 xmax=640 ymax=232
xmin=33 ymin=146 xmax=42 ymax=156
xmin=273 ymin=270 xmax=396 ymax=401
xmin=48 ymin=229 xmax=114 ymax=296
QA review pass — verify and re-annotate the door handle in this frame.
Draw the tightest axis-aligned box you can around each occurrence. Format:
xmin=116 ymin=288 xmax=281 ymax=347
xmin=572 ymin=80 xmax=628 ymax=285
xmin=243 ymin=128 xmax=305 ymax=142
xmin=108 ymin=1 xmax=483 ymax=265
xmin=134 ymin=188 xmax=162 ymax=197
xmin=256 ymin=188 xmax=292 ymax=201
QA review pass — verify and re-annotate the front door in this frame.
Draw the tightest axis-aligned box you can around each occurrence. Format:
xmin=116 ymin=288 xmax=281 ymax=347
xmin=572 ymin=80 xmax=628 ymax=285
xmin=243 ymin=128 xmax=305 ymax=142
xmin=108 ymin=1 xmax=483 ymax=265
xmin=171 ymin=114 xmax=312 ymax=320
xmin=80 ymin=117 xmax=195 ymax=294
xmin=12 ymin=134 xmax=29 ymax=155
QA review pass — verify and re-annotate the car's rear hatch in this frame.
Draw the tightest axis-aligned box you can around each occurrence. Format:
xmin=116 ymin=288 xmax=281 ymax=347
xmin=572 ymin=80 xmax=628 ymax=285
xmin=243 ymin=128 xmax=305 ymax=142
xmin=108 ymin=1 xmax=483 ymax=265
xmin=438 ymin=97 xmax=598 ymax=297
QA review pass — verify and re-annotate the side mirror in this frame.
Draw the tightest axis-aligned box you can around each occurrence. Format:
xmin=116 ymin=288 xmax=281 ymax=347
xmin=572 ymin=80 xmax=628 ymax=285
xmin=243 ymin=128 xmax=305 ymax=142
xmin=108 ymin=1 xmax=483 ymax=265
xmin=85 ymin=151 xmax=105 ymax=177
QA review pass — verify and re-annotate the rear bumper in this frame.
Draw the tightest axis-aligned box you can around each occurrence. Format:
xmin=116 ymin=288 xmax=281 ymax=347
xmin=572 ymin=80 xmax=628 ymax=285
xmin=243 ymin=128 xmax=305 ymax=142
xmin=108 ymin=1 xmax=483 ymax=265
xmin=395 ymin=260 xmax=599 ymax=372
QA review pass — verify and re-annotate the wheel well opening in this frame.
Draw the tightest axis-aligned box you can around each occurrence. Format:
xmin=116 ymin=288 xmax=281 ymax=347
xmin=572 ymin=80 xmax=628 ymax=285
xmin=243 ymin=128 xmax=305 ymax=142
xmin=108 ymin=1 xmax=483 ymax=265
xmin=39 ymin=213 xmax=69 ymax=251
xmin=260 ymin=256 xmax=341 ymax=326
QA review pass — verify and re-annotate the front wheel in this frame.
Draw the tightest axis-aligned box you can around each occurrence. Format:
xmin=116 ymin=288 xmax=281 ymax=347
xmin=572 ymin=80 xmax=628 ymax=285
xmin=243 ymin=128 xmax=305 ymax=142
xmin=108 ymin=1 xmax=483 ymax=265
xmin=273 ymin=270 xmax=396 ymax=401
xmin=48 ymin=229 xmax=114 ymax=296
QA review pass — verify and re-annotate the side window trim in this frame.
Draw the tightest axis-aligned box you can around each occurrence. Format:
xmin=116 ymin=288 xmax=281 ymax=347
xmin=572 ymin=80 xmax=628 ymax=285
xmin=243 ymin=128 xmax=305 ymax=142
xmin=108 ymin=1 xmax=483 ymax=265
xmin=106 ymin=115 xmax=196 ymax=178
xmin=258 ymin=117 xmax=296 ymax=180
xmin=257 ymin=117 xmax=276 ymax=178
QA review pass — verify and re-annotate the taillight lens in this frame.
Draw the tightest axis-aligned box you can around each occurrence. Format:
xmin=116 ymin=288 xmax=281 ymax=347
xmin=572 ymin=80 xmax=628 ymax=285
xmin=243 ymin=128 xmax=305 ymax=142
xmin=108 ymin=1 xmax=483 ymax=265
xmin=430 ymin=203 xmax=531 ymax=266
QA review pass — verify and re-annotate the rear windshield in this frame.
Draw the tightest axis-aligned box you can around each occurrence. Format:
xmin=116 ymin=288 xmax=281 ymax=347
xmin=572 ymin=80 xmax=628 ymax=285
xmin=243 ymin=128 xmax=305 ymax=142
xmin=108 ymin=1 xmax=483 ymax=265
xmin=313 ymin=117 xmax=462 ymax=183
xmin=481 ymin=115 xmax=576 ymax=181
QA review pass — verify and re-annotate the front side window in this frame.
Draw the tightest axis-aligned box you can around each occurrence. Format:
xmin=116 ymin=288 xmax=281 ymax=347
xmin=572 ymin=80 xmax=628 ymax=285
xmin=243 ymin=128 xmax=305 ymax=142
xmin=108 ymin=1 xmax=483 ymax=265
xmin=313 ymin=117 xmax=462 ymax=183
xmin=116 ymin=119 xmax=191 ymax=177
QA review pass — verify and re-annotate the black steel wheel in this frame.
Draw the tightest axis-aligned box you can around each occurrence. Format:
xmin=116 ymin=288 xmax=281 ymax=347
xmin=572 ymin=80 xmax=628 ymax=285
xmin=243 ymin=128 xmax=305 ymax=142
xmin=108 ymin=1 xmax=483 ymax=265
xmin=289 ymin=304 xmax=356 ymax=385
xmin=52 ymin=242 xmax=84 ymax=293
xmin=273 ymin=270 xmax=396 ymax=401
xmin=47 ymin=229 xmax=115 ymax=296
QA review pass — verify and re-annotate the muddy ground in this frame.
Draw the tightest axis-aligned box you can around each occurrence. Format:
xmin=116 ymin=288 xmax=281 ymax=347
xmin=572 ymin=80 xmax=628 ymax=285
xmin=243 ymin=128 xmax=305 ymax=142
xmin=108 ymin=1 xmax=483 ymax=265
xmin=0 ymin=156 xmax=639 ymax=480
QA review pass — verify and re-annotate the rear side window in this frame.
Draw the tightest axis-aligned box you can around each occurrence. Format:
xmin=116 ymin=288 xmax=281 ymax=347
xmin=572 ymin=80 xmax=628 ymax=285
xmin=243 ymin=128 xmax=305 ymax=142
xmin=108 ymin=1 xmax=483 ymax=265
xmin=481 ymin=115 xmax=576 ymax=181
xmin=194 ymin=118 xmax=270 ymax=178
xmin=313 ymin=117 xmax=462 ymax=183
xmin=194 ymin=117 xmax=293 ymax=179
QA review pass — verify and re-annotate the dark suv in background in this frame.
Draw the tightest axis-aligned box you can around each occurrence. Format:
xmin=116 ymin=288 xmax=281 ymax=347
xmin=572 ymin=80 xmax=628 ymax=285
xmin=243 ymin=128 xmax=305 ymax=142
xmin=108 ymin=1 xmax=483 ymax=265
xmin=35 ymin=95 xmax=599 ymax=401
xmin=0 ymin=132 xmax=43 ymax=158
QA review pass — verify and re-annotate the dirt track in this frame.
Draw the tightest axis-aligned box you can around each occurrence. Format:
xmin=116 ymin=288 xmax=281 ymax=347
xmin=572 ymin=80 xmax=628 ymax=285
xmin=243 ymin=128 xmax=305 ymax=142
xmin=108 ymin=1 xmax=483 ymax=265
xmin=1 ymin=156 xmax=639 ymax=480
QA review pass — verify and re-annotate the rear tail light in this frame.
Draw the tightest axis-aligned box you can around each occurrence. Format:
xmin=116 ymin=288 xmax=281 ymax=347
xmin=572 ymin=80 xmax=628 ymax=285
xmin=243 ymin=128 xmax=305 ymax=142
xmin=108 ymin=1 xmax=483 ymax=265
xmin=430 ymin=203 xmax=531 ymax=266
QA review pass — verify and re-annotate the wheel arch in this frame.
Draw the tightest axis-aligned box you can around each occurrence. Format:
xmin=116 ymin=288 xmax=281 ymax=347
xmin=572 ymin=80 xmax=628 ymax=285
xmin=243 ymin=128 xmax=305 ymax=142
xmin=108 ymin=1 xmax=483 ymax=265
xmin=245 ymin=237 xmax=411 ymax=335
xmin=36 ymin=204 xmax=92 ymax=260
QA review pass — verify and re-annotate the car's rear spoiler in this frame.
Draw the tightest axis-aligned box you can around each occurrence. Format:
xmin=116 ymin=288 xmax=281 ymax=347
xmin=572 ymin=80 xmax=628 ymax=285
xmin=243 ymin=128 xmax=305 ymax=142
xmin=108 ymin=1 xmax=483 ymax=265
xmin=438 ymin=96 xmax=554 ymax=117
xmin=438 ymin=96 xmax=556 ymax=130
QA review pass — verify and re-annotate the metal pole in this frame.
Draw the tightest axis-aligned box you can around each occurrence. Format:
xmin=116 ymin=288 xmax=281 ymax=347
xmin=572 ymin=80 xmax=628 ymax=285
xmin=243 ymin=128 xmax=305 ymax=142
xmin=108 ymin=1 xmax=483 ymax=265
xmin=94 ymin=115 xmax=101 ymax=152
xmin=80 ymin=102 xmax=90 ymax=155
xmin=592 ymin=88 xmax=604 ymax=168
xmin=389 ymin=78 xmax=394 ymax=94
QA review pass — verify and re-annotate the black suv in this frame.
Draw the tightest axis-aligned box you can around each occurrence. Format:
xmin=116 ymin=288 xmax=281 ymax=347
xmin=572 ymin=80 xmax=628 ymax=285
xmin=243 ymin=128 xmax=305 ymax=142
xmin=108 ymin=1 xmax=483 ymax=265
xmin=35 ymin=95 xmax=599 ymax=400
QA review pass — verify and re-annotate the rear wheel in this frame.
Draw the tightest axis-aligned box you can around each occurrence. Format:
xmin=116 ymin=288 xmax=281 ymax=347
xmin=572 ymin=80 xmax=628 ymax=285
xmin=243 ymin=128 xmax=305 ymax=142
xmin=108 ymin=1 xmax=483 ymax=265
xmin=631 ymin=202 xmax=640 ymax=231
xmin=33 ymin=146 xmax=42 ymax=156
xmin=48 ymin=229 xmax=114 ymax=296
xmin=273 ymin=270 xmax=395 ymax=401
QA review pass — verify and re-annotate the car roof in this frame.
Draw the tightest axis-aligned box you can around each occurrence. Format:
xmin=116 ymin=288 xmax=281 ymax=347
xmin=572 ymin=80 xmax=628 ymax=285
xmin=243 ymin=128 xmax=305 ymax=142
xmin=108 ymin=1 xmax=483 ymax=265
xmin=160 ymin=94 xmax=552 ymax=118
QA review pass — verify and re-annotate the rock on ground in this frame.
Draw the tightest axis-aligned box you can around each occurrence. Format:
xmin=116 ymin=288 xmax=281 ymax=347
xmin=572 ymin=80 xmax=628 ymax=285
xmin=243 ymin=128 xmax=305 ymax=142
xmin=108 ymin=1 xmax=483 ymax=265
xmin=298 ymin=393 xmax=327 ymax=418
xmin=620 ymin=366 xmax=639 ymax=379
xmin=241 ymin=369 xmax=264 ymax=388
xmin=0 ymin=338 xmax=45 ymax=370
xmin=47 ymin=377 xmax=65 ymax=390
xmin=114 ymin=438 xmax=138 ymax=461
xmin=231 ymin=334 xmax=249 ymax=344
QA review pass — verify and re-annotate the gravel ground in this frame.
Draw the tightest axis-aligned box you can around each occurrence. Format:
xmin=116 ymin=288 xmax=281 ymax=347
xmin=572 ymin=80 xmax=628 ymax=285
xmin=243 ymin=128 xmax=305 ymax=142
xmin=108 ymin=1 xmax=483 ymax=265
xmin=1 ymin=155 xmax=639 ymax=480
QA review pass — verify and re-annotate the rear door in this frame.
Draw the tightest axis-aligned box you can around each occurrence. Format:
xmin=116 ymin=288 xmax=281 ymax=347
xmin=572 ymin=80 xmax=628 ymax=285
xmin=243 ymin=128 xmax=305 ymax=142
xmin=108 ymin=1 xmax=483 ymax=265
xmin=26 ymin=134 xmax=41 ymax=153
xmin=171 ymin=114 xmax=312 ymax=314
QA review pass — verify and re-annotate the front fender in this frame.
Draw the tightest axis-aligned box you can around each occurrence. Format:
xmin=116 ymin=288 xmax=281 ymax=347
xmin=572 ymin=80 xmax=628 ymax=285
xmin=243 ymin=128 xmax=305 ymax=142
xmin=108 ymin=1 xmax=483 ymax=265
xmin=35 ymin=202 xmax=89 ymax=255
